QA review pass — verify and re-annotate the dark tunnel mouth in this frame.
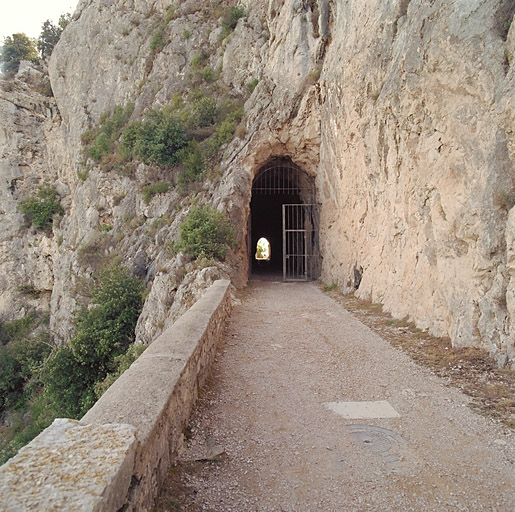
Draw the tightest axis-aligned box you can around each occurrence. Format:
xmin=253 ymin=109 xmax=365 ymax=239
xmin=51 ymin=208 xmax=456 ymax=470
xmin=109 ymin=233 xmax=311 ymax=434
xmin=249 ymin=157 xmax=318 ymax=280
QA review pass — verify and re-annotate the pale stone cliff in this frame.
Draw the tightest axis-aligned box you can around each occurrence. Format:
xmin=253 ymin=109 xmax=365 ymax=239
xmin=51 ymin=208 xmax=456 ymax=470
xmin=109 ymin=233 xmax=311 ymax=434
xmin=0 ymin=0 xmax=514 ymax=365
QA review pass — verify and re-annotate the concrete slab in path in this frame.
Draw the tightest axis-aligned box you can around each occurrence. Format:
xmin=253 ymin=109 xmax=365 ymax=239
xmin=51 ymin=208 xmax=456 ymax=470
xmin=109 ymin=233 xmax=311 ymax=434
xmin=325 ymin=400 xmax=401 ymax=419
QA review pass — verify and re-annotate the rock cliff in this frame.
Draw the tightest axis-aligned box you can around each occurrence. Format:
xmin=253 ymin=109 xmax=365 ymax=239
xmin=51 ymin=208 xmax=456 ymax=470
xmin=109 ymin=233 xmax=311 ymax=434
xmin=0 ymin=0 xmax=514 ymax=366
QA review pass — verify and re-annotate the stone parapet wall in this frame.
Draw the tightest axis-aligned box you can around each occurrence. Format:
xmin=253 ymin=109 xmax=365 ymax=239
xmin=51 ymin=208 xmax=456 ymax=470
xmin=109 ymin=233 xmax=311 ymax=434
xmin=0 ymin=279 xmax=232 ymax=511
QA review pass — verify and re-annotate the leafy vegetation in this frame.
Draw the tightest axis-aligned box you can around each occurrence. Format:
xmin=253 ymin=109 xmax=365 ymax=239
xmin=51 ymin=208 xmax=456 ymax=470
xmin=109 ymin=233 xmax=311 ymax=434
xmin=0 ymin=33 xmax=38 ymax=74
xmin=143 ymin=181 xmax=169 ymax=204
xmin=247 ymin=78 xmax=259 ymax=93
xmin=177 ymin=141 xmax=205 ymax=189
xmin=122 ymin=108 xmax=187 ymax=166
xmin=0 ymin=264 xmax=145 ymax=464
xmin=150 ymin=25 xmax=167 ymax=51
xmin=19 ymin=185 xmax=64 ymax=231
xmin=82 ymin=91 xmax=243 ymax=191
xmin=0 ymin=312 xmax=52 ymax=463
xmin=219 ymin=6 xmax=246 ymax=40
xmin=177 ymin=205 xmax=235 ymax=260
xmin=42 ymin=263 xmax=144 ymax=418
xmin=81 ymin=103 xmax=134 ymax=164
xmin=37 ymin=13 xmax=71 ymax=59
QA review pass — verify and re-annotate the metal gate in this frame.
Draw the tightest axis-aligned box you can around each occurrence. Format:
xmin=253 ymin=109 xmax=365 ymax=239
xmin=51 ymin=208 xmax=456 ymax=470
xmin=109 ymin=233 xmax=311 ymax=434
xmin=282 ymin=204 xmax=318 ymax=282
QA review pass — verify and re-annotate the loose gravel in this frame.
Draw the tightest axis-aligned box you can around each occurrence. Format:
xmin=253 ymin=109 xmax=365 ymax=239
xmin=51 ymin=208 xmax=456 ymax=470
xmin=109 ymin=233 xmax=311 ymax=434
xmin=156 ymin=280 xmax=515 ymax=511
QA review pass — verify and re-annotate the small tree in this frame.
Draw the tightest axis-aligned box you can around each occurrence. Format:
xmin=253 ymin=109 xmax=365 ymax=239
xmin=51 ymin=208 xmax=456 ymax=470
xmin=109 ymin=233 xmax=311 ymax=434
xmin=71 ymin=264 xmax=144 ymax=373
xmin=41 ymin=263 xmax=144 ymax=418
xmin=121 ymin=109 xmax=187 ymax=166
xmin=38 ymin=14 xmax=71 ymax=59
xmin=0 ymin=33 xmax=38 ymax=74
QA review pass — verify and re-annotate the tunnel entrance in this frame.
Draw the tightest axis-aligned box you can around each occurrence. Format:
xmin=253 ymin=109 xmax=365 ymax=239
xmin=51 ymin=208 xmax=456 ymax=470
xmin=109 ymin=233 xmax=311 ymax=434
xmin=249 ymin=157 xmax=320 ymax=281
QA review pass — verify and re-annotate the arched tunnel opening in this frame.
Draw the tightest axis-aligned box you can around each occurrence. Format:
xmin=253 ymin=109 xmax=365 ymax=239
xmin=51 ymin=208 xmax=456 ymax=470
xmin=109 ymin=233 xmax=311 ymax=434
xmin=249 ymin=157 xmax=320 ymax=281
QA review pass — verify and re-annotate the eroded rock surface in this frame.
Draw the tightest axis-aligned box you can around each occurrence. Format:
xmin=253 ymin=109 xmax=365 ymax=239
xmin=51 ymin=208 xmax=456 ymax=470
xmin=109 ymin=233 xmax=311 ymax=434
xmin=0 ymin=0 xmax=513 ymax=365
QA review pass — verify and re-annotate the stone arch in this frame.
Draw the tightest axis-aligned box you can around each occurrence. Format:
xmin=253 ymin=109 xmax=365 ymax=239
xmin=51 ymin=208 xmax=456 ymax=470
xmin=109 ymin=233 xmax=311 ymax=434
xmin=249 ymin=156 xmax=320 ymax=280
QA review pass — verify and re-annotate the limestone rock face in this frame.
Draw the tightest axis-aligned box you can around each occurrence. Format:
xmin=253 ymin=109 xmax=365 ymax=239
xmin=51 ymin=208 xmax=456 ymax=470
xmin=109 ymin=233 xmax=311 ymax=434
xmin=316 ymin=0 xmax=515 ymax=366
xmin=0 ymin=64 xmax=64 ymax=320
xmin=0 ymin=0 xmax=514 ymax=366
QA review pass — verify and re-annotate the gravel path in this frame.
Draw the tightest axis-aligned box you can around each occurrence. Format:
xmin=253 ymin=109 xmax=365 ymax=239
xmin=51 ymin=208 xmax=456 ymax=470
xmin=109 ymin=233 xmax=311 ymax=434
xmin=158 ymin=280 xmax=515 ymax=511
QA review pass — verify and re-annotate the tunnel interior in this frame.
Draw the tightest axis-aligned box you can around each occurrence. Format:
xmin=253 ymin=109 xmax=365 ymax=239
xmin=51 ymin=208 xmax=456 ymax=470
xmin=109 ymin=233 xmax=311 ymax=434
xmin=250 ymin=157 xmax=318 ymax=280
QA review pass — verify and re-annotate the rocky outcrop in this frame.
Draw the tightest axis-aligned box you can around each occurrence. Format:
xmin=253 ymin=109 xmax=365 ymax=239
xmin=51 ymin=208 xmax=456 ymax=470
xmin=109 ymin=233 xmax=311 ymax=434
xmin=0 ymin=0 xmax=514 ymax=366
xmin=0 ymin=64 xmax=64 ymax=320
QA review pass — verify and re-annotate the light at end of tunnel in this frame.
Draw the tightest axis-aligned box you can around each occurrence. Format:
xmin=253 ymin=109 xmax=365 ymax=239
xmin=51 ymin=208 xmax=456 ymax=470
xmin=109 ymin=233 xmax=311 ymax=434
xmin=255 ymin=237 xmax=271 ymax=261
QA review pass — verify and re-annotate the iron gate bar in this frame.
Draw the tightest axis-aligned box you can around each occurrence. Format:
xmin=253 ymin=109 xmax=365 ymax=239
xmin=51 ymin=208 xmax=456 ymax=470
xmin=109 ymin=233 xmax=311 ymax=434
xmin=253 ymin=164 xmax=314 ymax=196
xmin=282 ymin=204 xmax=317 ymax=282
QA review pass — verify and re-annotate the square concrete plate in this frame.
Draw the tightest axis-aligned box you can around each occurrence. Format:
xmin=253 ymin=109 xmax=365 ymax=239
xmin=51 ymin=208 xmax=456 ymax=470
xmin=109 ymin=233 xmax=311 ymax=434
xmin=324 ymin=400 xmax=401 ymax=419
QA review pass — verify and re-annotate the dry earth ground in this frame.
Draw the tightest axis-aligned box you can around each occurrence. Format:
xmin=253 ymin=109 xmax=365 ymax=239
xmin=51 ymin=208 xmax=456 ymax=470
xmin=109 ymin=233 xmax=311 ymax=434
xmin=155 ymin=280 xmax=515 ymax=512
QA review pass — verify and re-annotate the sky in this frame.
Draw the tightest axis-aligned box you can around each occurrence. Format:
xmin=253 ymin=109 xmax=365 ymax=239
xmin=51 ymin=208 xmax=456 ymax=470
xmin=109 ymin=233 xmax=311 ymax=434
xmin=0 ymin=0 xmax=78 ymax=43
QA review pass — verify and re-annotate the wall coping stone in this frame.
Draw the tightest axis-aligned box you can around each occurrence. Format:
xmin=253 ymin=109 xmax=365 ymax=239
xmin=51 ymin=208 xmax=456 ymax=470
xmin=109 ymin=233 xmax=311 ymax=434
xmin=0 ymin=419 xmax=137 ymax=512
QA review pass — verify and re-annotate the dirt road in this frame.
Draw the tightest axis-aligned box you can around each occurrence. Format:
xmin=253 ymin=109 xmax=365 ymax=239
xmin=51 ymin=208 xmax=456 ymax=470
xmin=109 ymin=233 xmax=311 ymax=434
xmin=157 ymin=280 xmax=515 ymax=511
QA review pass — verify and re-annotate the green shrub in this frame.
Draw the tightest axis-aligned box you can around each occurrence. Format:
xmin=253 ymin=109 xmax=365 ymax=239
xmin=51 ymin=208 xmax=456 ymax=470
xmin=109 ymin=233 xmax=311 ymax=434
xmin=19 ymin=186 xmax=64 ymax=230
xmin=247 ymin=78 xmax=259 ymax=93
xmin=0 ymin=312 xmax=54 ymax=463
xmin=71 ymin=264 xmax=144 ymax=371
xmin=190 ymin=52 xmax=207 ymax=70
xmin=195 ymin=254 xmax=217 ymax=270
xmin=9 ymin=333 xmax=51 ymax=382
xmin=177 ymin=141 xmax=205 ymax=188
xmin=150 ymin=25 xmax=167 ymax=51
xmin=0 ymin=314 xmax=51 ymax=415
xmin=199 ymin=65 xmax=216 ymax=83
xmin=0 ymin=345 xmax=23 ymax=412
xmin=220 ymin=6 xmax=246 ymax=40
xmin=84 ymin=104 xmax=134 ymax=163
xmin=215 ymin=107 xmax=244 ymax=145
xmin=178 ymin=205 xmax=235 ymax=260
xmin=113 ymin=90 xmax=244 ymax=181
xmin=191 ymin=95 xmax=217 ymax=127
xmin=121 ymin=109 xmax=187 ymax=166
xmin=0 ymin=311 xmax=38 ymax=345
xmin=41 ymin=345 xmax=96 ymax=418
xmin=41 ymin=263 xmax=144 ymax=419
xmin=201 ymin=102 xmax=244 ymax=159
xmin=0 ymin=391 xmax=55 ymax=465
xmin=143 ymin=181 xmax=169 ymax=204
